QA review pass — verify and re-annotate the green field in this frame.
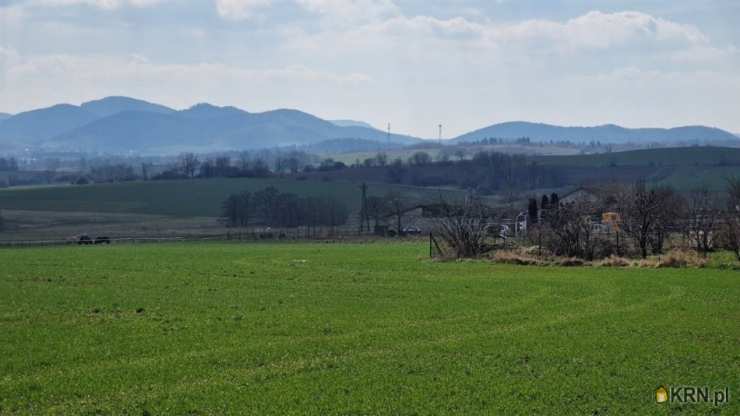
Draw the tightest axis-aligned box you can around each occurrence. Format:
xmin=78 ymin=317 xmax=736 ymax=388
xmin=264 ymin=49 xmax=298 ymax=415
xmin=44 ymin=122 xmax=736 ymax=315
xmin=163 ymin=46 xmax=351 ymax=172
xmin=537 ymin=146 xmax=740 ymax=167
xmin=0 ymin=242 xmax=737 ymax=414
xmin=0 ymin=178 xmax=459 ymax=217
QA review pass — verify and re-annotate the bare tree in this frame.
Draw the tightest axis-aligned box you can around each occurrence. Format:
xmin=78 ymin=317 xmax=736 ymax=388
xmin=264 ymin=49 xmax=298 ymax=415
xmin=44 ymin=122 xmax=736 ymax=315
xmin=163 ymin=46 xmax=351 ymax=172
xmin=384 ymin=192 xmax=408 ymax=236
xmin=365 ymin=196 xmax=385 ymax=230
xmin=686 ymin=187 xmax=721 ymax=256
xmin=721 ymin=177 xmax=740 ymax=260
xmin=435 ymin=196 xmax=491 ymax=258
xmin=649 ymin=187 xmax=684 ymax=255
xmin=453 ymin=148 xmax=467 ymax=161
xmin=617 ymin=181 xmax=676 ymax=258
xmin=375 ymin=153 xmax=388 ymax=167
xmin=179 ymin=153 xmax=200 ymax=178
xmin=408 ymin=151 xmax=431 ymax=166
xmin=542 ymin=200 xmax=595 ymax=259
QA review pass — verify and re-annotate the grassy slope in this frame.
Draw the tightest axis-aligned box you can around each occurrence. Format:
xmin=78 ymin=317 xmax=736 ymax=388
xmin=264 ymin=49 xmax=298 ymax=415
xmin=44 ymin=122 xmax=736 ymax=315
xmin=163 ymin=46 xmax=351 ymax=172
xmin=0 ymin=178 xmax=413 ymax=217
xmin=537 ymin=146 xmax=740 ymax=167
xmin=0 ymin=242 xmax=737 ymax=415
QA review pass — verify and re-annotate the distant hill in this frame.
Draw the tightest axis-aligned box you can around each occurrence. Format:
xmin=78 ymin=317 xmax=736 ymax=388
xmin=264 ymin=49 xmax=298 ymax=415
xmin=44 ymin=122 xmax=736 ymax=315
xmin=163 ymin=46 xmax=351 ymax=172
xmin=0 ymin=104 xmax=98 ymax=143
xmin=47 ymin=103 xmax=420 ymax=154
xmin=330 ymin=120 xmax=376 ymax=129
xmin=453 ymin=121 xmax=738 ymax=144
xmin=0 ymin=113 xmax=11 ymax=121
xmin=80 ymin=96 xmax=175 ymax=118
xmin=0 ymin=97 xmax=421 ymax=153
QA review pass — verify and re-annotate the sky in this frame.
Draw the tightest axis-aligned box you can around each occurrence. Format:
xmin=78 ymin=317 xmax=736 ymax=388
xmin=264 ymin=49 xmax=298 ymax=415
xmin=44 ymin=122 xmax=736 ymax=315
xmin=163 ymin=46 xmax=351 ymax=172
xmin=0 ymin=0 xmax=739 ymax=138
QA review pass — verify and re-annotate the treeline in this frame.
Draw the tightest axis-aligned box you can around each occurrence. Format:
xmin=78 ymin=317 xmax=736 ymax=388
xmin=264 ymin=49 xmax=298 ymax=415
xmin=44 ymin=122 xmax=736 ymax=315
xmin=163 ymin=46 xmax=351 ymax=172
xmin=221 ymin=186 xmax=349 ymax=229
xmin=0 ymin=158 xmax=19 ymax=171
xmin=528 ymin=180 xmax=740 ymax=260
xmin=343 ymin=150 xmax=565 ymax=192
xmin=434 ymin=179 xmax=740 ymax=262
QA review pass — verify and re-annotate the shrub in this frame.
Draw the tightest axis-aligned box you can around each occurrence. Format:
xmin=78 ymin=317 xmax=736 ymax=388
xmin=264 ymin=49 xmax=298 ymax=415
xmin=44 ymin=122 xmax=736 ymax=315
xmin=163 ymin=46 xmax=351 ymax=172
xmin=657 ymin=250 xmax=707 ymax=268
xmin=556 ymin=257 xmax=587 ymax=267
xmin=598 ymin=255 xmax=632 ymax=267
xmin=493 ymin=250 xmax=542 ymax=266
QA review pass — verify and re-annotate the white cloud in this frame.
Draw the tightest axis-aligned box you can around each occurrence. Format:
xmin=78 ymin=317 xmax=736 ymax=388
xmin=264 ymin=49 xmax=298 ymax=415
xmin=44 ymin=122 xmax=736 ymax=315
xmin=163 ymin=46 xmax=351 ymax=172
xmin=23 ymin=0 xmax=167 ymax=10
xmin=0 ymin=51 xmax=371 ymax=113
xmin=296 ymin=0 xmax=398 ymax=22
xmin=215 ymin=0 xmax=272 ymax=20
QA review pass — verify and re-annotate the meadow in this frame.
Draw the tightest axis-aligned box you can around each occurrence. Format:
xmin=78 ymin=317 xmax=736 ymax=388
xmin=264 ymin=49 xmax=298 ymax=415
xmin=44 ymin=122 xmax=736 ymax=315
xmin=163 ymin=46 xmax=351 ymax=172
xmin=0 ymin=242 xmax=737 ymax=415
xmin=0 ymin=177 xmax=465 ymax=218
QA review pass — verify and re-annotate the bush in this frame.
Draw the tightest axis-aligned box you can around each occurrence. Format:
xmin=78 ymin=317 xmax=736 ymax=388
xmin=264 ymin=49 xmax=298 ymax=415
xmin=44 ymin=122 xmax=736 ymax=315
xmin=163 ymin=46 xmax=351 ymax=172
xmin=557 ymin=257 xmax=587 ymax=267
xmin=656 ymin=250 xmax=707 ymax=268
xmin=493 ymin=250 xmax=542 ymax=266
xmin=598 ymin=255 xmax=632 ymax=267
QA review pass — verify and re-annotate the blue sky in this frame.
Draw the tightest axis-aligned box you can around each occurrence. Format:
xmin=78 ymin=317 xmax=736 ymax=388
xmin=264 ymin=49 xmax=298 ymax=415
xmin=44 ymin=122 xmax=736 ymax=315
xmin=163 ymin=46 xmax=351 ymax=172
xmin=0 ymin=0 xmax=738 ymax=137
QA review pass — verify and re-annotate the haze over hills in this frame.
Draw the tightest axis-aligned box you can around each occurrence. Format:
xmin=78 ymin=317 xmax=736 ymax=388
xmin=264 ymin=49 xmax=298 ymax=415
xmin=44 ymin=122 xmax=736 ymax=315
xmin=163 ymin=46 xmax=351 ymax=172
xmin=453 ymin=121 xmax=739 ymax=144
xmin=330 ymin=120 xmax=377 ymax=129
xmin=0 ymin=113 xmax=11 ymax=121
xmin=80 ymin=96 xmax=176 ymax=118
xmin=0 ymin=97 xmax=737 ymax=154
xmin=0 ymin=97 xmax=420 ymax=154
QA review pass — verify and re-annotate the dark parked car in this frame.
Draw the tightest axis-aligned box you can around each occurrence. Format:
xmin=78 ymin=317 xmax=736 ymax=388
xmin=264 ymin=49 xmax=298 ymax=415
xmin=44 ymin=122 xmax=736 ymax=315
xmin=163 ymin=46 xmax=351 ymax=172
xmin=78 ymin=235 xmax=93 ymax=245
xmin=94 ymin=236 xmax=111 ymax=245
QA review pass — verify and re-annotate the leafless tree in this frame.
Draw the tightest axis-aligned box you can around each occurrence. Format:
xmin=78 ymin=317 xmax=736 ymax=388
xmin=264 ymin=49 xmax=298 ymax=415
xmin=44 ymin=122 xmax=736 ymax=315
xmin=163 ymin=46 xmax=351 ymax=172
xmin=686 ymin=187 xmax=721 ymax=256
xmin=721 ymin=177 xmax=740 ymax=260
xmin=383 ymin=191 xmax=408 ymax=236
xmin=453 ymin=148 xmax=467 ymax=161
xmin=616 ymin=181 xmax=677 ymax=258
xmin=408 ymin=151 xmax=432 ymax=166
xmin=365 ymin=196 xmax=385 ymax=229
xmin=435 ymin=195 xmax=492 ymax=258
xmin=179 ymin=153 xmax=200 ymax=178
xmin=375 ymin=153 xmax=388 ymax=167
xmin=542 ymin=200 xmax=595 ymax=259
xmin=648 ymin=187 xmax=684 ymax=254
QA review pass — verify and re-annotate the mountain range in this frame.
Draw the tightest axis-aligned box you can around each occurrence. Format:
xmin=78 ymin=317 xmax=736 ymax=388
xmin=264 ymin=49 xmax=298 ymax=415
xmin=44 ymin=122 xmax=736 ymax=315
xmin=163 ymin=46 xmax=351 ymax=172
xmin=0 ymin=97 xmax=737 ymax=154
xmin=0 ymin=97 xmax=418 ymax=154
xmin=453 ymin=121 xmax=738 ymax=144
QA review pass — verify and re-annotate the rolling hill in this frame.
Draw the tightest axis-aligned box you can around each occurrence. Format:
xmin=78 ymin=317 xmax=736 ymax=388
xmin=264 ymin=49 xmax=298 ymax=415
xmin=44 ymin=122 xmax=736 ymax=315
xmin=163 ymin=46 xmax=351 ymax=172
xmin=80 ymin=96 xmax=175 ymax=118
xmin=48 ymin=104 xmax=420 ymax=153
xmin=453 ymin=121 xmax=738 ymax=144
xmin=0 ymin=104 xmax=98 ymax=144
xmin=0 ymin=97 xmax=421 ymax=153
xmin=2 ymin=97 xmax=738 ymax=154
xmin=0 ymin=113 xmax=11 ymax=121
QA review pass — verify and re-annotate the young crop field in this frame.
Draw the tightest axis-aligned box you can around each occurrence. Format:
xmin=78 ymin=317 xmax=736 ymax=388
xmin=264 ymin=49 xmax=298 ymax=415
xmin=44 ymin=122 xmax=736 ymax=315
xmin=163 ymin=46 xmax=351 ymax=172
xmin=0 ymin=242 xmax=737 ymax=415
xmin=0 ymin=178 xmax=466 ymax=218
xmin=537 ymin=146 xmax=740 ymax=168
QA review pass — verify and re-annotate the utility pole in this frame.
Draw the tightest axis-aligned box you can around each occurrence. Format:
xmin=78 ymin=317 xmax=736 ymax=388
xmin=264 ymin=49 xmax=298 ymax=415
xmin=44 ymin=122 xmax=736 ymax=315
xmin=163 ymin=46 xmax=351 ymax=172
xmin=359 ymin=182 xmax=369 ymax=233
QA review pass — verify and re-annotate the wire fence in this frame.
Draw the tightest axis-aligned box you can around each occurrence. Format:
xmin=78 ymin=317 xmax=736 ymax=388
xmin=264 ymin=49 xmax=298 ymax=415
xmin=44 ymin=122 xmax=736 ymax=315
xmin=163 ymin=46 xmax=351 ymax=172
xmin=0 ymin=228 xmax=383 ymax=248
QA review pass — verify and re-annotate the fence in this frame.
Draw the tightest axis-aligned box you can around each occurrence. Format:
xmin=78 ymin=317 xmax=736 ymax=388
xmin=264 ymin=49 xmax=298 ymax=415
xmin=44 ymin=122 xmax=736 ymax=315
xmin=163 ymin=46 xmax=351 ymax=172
xmin=0 ymin=227 xmax=383 ymax=248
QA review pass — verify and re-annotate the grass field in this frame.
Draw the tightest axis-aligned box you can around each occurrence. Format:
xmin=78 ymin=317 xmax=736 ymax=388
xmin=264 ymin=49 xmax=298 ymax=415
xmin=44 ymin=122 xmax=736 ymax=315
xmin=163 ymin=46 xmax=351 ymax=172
xmin=0 ymin=242 xmax=737 ymax=415
xmin=537 ymin=146 xmax=740 ymax=168
xmin=0 ymin=178 xmax=461 ymax=218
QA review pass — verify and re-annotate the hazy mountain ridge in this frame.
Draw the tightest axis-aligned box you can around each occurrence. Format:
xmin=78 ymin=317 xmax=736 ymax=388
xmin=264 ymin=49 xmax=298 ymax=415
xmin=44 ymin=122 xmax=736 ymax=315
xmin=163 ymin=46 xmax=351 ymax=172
xmin=0 ymin=113 xmax=12 ymax=121
xmin=43 ymin=102 xmax=419 ymax=153
xmin=1 ymin=98 xmax=737 ymax=154
xmin=453 ymin=121 xmax=738 ymax=144
xmin=81 ymin=96 xmax=175 ymax=118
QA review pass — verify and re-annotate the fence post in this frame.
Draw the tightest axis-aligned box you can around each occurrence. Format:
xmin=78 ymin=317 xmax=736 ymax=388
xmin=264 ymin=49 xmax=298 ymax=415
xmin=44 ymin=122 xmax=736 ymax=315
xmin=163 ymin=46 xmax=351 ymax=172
xmin=429 ymin=232 xmax=432 ymax=258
